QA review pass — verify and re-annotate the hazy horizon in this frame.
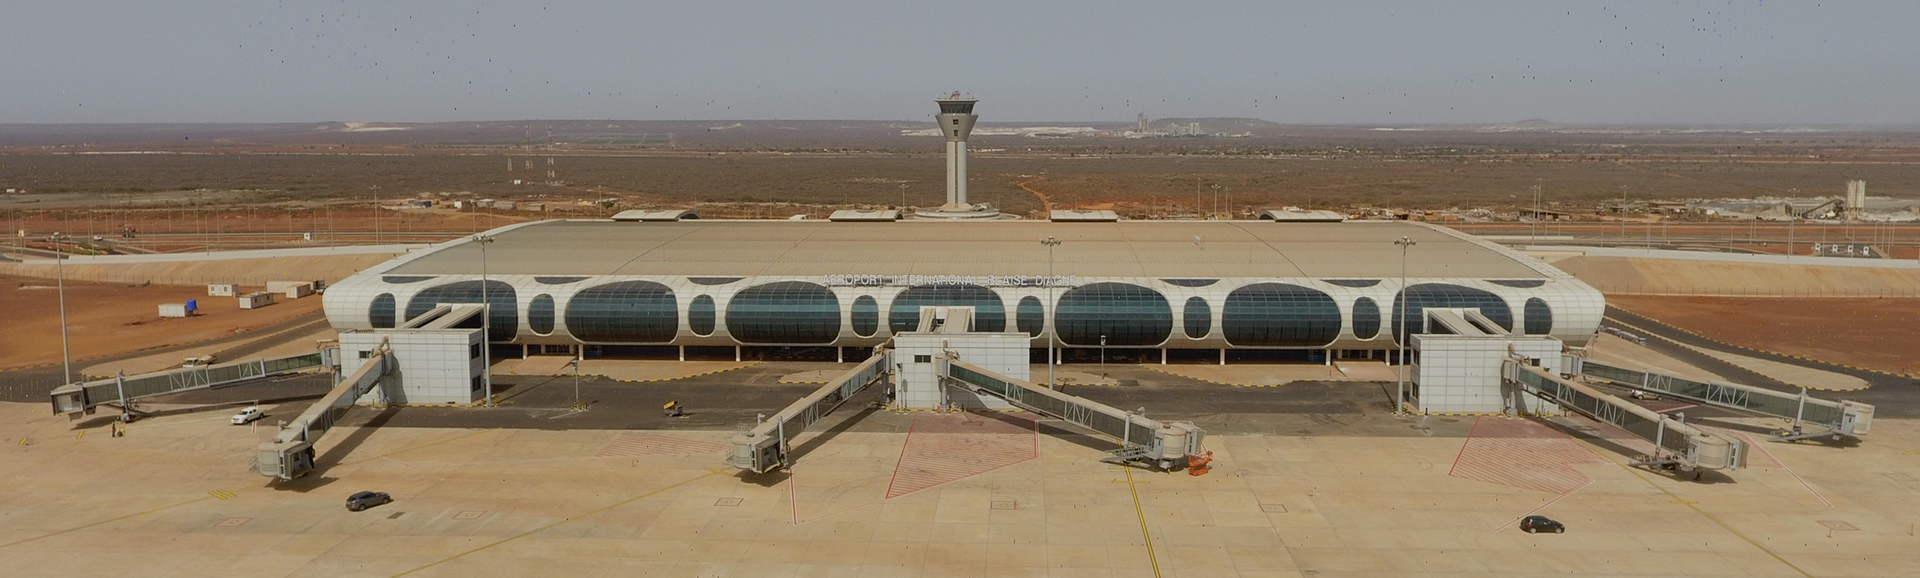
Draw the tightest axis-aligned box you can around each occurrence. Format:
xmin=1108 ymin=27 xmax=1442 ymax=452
xmin=3 ymin=2 xmax=1915 ymax=125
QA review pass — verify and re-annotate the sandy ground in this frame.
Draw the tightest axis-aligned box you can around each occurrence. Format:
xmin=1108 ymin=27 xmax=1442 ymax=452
xmin=0 ymin=252 xmax=401 ymax=287
xmin=5 ymin=399 xmax=1920 ymax=577
xmin=0 ymin=275 xmax=324 ymax=371
xmin=1609 ymin=295 xmax=1920 ymax=375
xmin=1556 ymin=256 xmax=1920 ymax=297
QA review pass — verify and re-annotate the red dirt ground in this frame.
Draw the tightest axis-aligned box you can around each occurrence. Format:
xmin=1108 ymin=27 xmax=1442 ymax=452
xmin=1607 ymin=295 xmax=1920 ymax=375
xmin=0 ymin=275 xmax=323 ymax=372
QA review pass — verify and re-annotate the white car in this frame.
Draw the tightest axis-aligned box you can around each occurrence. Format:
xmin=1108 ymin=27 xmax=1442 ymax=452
xmin=230 ymin=407 xmax=265 ymax=425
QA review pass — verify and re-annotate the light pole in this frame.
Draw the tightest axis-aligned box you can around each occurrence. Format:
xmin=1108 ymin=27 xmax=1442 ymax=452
xmin=1530 ymin=183 xmax=1542 ymax=242
xmin=1394 ymin=235 xmax=1417 ymax=416
xmin=1099 ymin=334 xmax=1107 ymax=380
xmin=1210 ymin=184 xmax=1221 ymax=219
xmin=571 ymin=354 xmax=584 ymax=411
xmin=1042 ymin=236 xmax=1063 ymax=390
xmin=50 ymin=233 xmax=72 ymax=386
xmin=474 ymin=234 xmax=495 ymax=407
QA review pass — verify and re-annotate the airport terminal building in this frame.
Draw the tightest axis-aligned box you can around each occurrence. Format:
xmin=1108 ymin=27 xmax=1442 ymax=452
xmin=320 ymin=218 xmax=1605 ymax=365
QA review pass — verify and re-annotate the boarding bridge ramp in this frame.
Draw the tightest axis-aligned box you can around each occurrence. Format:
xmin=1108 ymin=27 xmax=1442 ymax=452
xmin=256 ymin=340 xmax=394 ymax=481
xmin=49 ymin=351 xmax=327 ymax=421
xmin=939 ymin=358 xmax=1205 ymax=471
xmin=1505 ymin=361 xmax=1745 ymax=477
xmin=727 ymin=351 xmax=893 ymax=474
xmin=1578 ymin=361 xmax=1873 ymax=442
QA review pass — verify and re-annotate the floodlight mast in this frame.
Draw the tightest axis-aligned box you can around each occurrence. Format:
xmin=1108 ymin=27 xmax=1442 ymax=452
xmin=1394 ymin=235 xmax=1417 ymax=416
xmin=474 ymin=234 xmax=495 ymax=407
xmin=1041 ymin=235 xmax=1063 ymax=390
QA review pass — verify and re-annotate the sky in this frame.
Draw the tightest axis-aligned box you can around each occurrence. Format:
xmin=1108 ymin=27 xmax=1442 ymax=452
xmin=1 ymin=1 xmax=1915 ymax=125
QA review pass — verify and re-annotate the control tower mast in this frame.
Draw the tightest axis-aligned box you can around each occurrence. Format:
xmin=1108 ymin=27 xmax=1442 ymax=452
xmin=935 ymin=92 xmax=979 ymax=208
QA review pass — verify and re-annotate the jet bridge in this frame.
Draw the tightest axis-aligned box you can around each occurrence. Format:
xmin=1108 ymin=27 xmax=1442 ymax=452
xmin=49 ymin=351 xmax=327 ymax=421
xmin=727 ymin=350 xmax=893 ymax=474
xmin=1505 ymin=361 xmax=1745 ymax=477
xmin=940 ymin=357 xmax=1205 ymax=471
xmin=1578 ymin=360 xmax=1873 ymax=442
xmin=256 ymin=339 xmax=394 ymax=481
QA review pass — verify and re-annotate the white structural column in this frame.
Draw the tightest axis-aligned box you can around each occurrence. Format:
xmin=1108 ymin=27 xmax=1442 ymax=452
xmin=946 ymin=140 xmax=968 ymax=205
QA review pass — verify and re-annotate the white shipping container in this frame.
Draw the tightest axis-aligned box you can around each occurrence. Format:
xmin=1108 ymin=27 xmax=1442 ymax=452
xmin=495 ymin=201 xmax=517 ymax=210
xmin=522 ymin=203 xmax=544 ymax=211
xmin=267 ymin=281 xmax=315 ymax=299
xmin=207 ymin=284 xmax=238 ymax=297
xmin=238 ymin=292 xmax=276 ymax=309
xmin=159 ymin=303 xmax=190 ymax=318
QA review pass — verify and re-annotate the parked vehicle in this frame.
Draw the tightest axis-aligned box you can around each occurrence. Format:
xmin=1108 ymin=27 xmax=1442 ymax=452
xmin=346 ymin=491 xmax=392 ymax=512
xmin=230 ymin=406 xmax=265 ymax=425
xmin=1520 ymin=515 xmax=1565 ymax=534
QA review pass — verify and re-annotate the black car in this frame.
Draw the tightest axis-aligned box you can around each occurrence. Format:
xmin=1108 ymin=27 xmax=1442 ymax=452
xmin=346 ymin=491 xmax=392 ymax=512
xmin=1520 ymin=515 xmax=1565 ymax=534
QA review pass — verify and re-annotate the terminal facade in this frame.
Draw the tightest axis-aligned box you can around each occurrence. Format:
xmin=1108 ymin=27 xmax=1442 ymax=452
xmin=321 ymin=219 xmax=1606 ymax=371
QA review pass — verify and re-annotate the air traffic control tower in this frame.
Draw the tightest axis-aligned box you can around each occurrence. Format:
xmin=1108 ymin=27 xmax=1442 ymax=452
xmin=916 ymin=92 xmax=1006 ymax=220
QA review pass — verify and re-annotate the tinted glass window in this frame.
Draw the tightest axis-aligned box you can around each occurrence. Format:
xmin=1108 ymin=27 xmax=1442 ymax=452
xmin=528 ymin=294 xmax=555 ymax=335
xmin=888 ymin=284 xmax=1006 ymax=334
xmin=369 ymin=293 xmax=396 ymax=329
xmin=405 ymin=281 xmax=517 ymax=341
xmin=1524 ymin=298 xmax=1553 ymax=335
xmin=851 ymin=295 xmax=879 ymax=337
xmin=1160 ymin=278 xmax=1218 ymax=287
xmin=1391 ymin=283 xmax=1513 ymax=344
xmin=1222 ymin=283 xmax=1341 ymax=347
xmin=689 ymin=295 xmax=716 ymax=336
xmin=1055 ymin=283 xmax=1172 ymax=346
xmin=564 ymin=281 xmax=678 ymax=343
xmin=1352 ymin=297 xmax=1381 ymax=340
xmin=726 ymin=282 xmax=841 ymax=344
xmin=1016 ymin=296 xmax=1044 ymax=337
xmin=1183 ymin=297 xmax=1211 ymax=339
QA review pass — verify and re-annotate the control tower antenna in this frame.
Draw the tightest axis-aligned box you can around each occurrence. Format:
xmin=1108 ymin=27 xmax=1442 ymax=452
xmin=935 ymin=91 xmax=979 ymax=208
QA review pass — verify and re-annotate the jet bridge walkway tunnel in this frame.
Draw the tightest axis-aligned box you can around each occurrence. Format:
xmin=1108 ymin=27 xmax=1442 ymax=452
xmin=727 ymin=348 xmax=1207 ymax=475
xmin=257 ymin=340 xmax=395 ymax=481
xmin=50 ymin=352 xmax=327 ymax=421
xmin=1505 ymin=360 xmax=1746 ymax=477
xmin=1576 ymin=359 xmax=1873 ymax=442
